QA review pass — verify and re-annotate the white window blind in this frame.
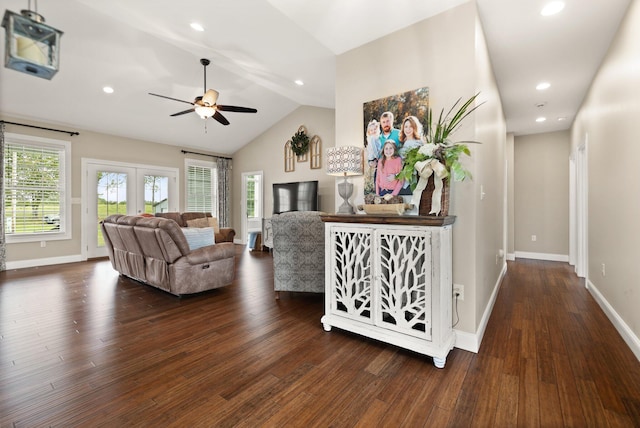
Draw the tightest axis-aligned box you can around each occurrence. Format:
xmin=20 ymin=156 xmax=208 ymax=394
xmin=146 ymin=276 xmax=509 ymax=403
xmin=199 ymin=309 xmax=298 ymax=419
xmin=4 ymin=137 xmax=69 ymax=238
xmin=186 ymin=159 xmax=217 ymax=216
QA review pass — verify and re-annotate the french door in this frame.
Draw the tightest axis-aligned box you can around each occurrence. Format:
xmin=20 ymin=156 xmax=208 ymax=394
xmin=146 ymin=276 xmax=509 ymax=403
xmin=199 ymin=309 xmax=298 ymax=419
xmin=83 ymin=159 xmax=178 ymax=258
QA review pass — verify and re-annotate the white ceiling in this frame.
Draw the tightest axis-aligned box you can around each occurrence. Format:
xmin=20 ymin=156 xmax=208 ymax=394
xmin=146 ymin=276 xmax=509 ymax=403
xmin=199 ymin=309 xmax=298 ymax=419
xmin=0 ymin=0 xmax=631 ymax=155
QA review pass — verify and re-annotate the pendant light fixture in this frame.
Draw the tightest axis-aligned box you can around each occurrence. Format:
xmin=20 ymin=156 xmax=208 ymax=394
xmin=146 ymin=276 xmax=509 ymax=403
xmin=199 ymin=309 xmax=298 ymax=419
xmin=2 ymin=0 xmax=63 ymax=79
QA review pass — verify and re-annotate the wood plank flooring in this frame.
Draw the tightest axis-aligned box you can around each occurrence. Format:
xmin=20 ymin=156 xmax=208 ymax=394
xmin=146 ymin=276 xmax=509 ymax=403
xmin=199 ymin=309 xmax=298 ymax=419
xmin=1 ymin=248 xmax=639 ymax=427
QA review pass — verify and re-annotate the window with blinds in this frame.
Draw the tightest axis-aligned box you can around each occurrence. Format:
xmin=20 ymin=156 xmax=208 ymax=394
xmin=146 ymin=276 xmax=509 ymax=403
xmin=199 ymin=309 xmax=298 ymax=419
xmin=3 ymin=134 xmax=70 ymax=240
xmin=185 ymin=159 xmax=218 ymax=216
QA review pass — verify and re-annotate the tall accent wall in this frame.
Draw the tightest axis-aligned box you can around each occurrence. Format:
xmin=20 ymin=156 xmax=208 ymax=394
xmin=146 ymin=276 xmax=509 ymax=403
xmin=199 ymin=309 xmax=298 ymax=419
xmin=571 ymin=0 xmax=640 ymax=358
xmin=232 ymin=105 xmax=336 ymax=240
xmin=335 ymin=2 xmax=507 ymax=347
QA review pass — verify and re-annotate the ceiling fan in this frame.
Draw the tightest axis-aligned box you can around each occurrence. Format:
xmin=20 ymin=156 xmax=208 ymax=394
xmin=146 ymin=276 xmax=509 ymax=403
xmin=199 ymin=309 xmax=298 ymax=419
xmin=149 ymin=58 xmax=257 ymax=126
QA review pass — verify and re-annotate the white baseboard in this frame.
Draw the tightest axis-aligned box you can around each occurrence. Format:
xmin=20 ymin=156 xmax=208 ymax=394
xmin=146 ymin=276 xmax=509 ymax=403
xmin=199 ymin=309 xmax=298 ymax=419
xmin=507 ymin=252 xmax=516 ymax=261
xmin=6 ymin=254 xmax=84 ymax=270
xmin=454 ymin=261 xmax=508 ymax=354
xmin=514 ymin=251 xmax=569 ymax=262
xmin=586 ymin=279 xmax=640 ymax=363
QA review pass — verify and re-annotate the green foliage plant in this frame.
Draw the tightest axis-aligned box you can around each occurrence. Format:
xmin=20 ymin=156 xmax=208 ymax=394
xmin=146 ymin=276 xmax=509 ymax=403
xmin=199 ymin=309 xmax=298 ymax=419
xmin=290 ymin=129 xmax=310 ymax=156
xmin=397 ymin=93 xmax=484 ymax=191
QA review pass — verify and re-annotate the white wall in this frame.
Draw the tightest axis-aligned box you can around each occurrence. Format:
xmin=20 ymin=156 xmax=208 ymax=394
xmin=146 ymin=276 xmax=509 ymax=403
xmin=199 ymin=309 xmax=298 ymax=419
xmin=571 ymin=0 xmax=640 ymax=356
xmin=334 ymin=2 xmax=506 ymax=342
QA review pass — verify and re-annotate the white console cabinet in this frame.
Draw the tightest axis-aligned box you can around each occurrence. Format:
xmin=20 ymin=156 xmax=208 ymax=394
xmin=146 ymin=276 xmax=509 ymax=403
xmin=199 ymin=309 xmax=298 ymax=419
xmin=320 ymin=215 xmax=455 ymax=368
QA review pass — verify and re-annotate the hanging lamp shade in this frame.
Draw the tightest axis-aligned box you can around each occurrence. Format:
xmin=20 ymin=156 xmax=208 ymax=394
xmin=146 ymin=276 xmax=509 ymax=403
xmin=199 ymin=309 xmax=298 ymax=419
xmin=2 ymin=9 xmax=63 ymax=80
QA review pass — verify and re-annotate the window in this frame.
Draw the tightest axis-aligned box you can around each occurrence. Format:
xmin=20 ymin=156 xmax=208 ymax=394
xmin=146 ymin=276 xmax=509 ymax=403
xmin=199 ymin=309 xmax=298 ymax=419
xmin=185 ymin=158 xmax=217 ymax=216
xmin=246 ymin=174 xmax=262 ymax=219
xmin=3 ymin=133 xmax=71 ymax=242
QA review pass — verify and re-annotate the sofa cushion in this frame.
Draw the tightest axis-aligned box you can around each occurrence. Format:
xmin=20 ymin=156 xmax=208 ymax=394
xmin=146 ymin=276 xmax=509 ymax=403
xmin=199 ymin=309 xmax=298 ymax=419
xmin=207 ymin=217 xmax=220 ymax=234
xmin=186 ymin=216 xmax=221 ymax=234
xmin=182 ymin=227 xmax=215 ymax=250
xmin=186 ymin=217 xmax=209 ymax=228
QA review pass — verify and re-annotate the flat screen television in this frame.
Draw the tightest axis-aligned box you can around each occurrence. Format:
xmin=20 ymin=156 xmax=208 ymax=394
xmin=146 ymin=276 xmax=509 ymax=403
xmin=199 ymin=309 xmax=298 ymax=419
xmin=273 ymin=180 xmax=319 ymax=214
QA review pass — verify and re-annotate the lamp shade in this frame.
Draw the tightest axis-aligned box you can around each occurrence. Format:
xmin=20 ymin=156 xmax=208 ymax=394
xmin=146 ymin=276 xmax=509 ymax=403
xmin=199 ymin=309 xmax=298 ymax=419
xmin=326 ymin=146 xmax=363 ymax=176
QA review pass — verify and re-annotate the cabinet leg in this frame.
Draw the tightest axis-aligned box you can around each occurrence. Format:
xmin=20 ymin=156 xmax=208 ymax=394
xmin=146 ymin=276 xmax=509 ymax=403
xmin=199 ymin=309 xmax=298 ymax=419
xmin=433 ymin=356 xmax=446 ymax=369
xmin=322 ymin=323 xmax=332 ymax=332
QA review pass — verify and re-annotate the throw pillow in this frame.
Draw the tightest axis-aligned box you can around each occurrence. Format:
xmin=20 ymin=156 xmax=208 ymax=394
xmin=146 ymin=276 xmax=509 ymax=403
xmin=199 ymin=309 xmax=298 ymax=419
xmin=186 ymin=217 xmax=209 ymax=228
xmin=181 ymin=227 xmax=215 ymax=250
xmin=207 ymin=217 xmax=220 ymax=234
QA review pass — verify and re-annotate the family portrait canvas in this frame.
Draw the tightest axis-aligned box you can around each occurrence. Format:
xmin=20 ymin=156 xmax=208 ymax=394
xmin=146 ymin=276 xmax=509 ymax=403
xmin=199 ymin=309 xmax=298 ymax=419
xmin=363 ymin=86 xmax=430 ymax=199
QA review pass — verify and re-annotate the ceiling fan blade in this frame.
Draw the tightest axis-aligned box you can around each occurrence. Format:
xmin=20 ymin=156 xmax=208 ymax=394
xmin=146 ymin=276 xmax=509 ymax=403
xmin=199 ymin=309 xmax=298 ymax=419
xmin=170 ymin=108 xmax=195 ymax=117
xmin=217 ymin=105 xmax=258 ymax=113
xmin=213 ymin=110 xmax=230 ymax=125
xmin=149 ymin=93 xmax=194 ymax=105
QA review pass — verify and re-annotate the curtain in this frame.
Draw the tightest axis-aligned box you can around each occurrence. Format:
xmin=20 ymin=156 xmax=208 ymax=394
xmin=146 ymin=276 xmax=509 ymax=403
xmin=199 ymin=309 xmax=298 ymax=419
xmin=0 ymin=122 xmax=6 ymax=271
xmin=217 ymin=157 xmax=232 ymax=227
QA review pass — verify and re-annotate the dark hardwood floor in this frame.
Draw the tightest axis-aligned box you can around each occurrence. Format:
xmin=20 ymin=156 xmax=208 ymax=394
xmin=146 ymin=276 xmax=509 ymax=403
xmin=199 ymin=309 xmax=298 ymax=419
xmin=1 ymin=247 xmax=639 ymax=427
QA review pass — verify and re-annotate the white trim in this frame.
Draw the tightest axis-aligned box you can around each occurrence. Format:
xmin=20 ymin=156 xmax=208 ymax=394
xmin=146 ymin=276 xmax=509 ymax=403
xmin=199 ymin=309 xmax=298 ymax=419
xmin=506 ymin=252 xmax=516 ymax=261
xmin=453 ymin=262 xmax=508 ymax=353
xmin=6 ymin=254 xmax=84 ymax=270
xmin=586 ymin=279 xmax=640 ymax=363
xmin=514 ymin=251 xmax=569 ymax=262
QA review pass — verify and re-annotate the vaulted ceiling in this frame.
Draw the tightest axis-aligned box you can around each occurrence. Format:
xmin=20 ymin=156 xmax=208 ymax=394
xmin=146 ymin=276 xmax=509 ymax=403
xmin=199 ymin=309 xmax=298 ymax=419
xmin=0 ymin=0 xmax=630 ymax=154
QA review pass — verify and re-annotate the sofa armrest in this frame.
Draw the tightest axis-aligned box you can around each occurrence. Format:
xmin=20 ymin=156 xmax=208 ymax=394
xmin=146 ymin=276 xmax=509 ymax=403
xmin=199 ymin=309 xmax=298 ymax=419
xmin=215 ymin=228 xmax=236 ymax=243
xmin=185 ymin=242 xmax=235 ymax=265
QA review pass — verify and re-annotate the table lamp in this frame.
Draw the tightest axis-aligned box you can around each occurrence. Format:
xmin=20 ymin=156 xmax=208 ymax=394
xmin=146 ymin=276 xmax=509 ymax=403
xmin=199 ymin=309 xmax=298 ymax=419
xmin=326 ymin=146 xmax=363 ymax=214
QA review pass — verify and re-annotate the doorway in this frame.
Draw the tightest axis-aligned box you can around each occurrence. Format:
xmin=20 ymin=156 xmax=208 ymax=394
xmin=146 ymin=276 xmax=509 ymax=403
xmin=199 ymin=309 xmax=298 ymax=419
xmin=241 ymin=171 xmax=263 ymax=247
xmin=82 ymin=159 xmax=178 ymax=258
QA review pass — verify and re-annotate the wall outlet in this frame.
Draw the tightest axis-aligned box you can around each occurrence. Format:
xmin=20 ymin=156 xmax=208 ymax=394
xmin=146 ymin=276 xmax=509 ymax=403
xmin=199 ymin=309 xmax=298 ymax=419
xmin=453 ymin=284 xmax=464 ymax=301
xmin=601 ymin=263 xmax=606 ymax=277
xmin=531 ymin=235 xmax=537 ymax=242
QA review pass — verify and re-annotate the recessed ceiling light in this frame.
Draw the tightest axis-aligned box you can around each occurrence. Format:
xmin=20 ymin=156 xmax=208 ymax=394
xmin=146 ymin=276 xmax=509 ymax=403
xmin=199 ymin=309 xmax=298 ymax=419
xmin=557 ymin=117 xmax=567 ymax=121
xmin=541 ymin=1 xmax=565 ymax=16
xmin=103 ymin=86 xmax=114 ymax=94
xmin=190 ymin=22 xmax=204 ymax=32
xmin=536 ymin=82 xmax=551 ymax=90
xmin=536 ymin=117 xmax=547 ymax=123
xmin=294 ymin=79 xmax=304 ymax=86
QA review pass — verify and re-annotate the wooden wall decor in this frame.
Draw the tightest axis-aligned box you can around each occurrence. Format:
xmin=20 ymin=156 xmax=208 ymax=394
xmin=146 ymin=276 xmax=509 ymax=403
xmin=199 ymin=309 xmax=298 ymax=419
xmin=310 ymin=135 xmax=322 ymax=169
xmin=284 ymin=141 xmax=295 ymax=172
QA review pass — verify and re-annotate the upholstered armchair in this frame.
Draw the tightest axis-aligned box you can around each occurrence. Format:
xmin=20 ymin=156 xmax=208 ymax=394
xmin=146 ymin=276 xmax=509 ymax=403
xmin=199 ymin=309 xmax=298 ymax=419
xmin=271 ymin=211 xmax=326 ymax=299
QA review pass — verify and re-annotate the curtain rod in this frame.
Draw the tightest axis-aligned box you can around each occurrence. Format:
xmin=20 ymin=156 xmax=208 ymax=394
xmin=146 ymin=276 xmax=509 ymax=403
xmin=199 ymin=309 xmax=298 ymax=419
xmin=0 ymin=120 xmax=80 ymax=136
xmin=181 ymin=149 xmax=231 ymax=160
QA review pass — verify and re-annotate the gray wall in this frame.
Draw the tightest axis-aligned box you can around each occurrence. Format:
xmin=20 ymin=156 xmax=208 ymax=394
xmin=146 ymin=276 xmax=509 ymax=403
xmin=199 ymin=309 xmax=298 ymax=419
xmin=334 ymin=2 xmax=507 ymax=338
xmin=1 ymin=114 xmax=226 ymax=265
xmin=231 ymin=105 xmax=336 ymax=239
xmin=571 ymin=0 xmax=640 ymax=352
xmin=514 ymin=131 xmax=570 ymax=259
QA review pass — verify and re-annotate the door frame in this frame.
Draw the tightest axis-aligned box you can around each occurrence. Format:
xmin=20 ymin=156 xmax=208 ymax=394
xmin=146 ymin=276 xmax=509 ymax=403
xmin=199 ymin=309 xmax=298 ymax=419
xmin=81 ymin=158 xmax=179 ymax=260
xmin=570 ymin=136 xmax=588 ymax=280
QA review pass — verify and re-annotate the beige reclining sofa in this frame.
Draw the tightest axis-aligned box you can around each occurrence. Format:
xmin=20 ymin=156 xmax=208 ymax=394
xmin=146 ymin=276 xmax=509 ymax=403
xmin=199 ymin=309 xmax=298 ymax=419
xmin=101 ymin=214 xmax=235 ymax=296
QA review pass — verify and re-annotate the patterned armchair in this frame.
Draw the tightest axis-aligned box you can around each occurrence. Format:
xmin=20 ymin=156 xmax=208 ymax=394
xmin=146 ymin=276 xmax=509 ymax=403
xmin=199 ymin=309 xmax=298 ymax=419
xmin=271 ymin=211 xmax=326 ymax=299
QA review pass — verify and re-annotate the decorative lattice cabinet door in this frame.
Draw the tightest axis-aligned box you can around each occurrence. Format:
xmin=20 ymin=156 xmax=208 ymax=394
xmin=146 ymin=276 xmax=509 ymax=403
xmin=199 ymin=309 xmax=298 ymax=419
xmin=328 ymin=226 xmax=373 ymax=324
xmin=374 ymin=228 xmax=432 ymax=340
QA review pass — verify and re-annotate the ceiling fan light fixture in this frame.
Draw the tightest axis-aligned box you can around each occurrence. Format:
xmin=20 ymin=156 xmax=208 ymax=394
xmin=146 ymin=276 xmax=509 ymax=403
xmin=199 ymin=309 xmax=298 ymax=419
xmin=195 ymin=105 xmax=216 ymax=119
